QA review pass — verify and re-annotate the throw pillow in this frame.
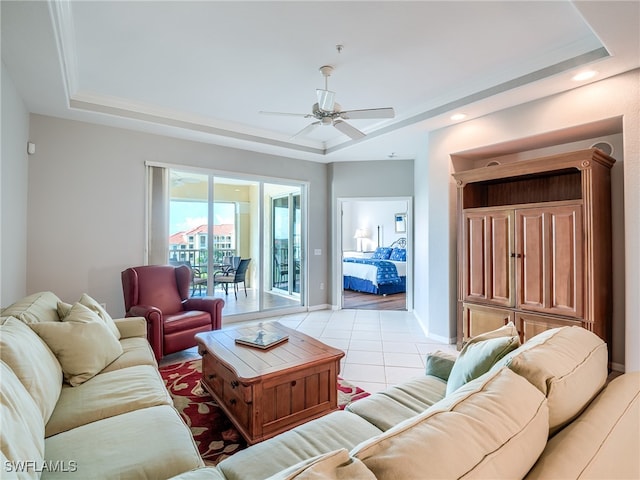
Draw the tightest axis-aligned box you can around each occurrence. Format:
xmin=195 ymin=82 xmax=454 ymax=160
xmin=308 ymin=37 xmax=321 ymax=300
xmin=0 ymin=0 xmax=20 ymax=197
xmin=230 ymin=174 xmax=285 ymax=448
xmin=389 ymin=248 xmax=406 ymax=261
xmin=425 ymin=350 xmax=458 ymax=382
xmin=58 ymin=295 xmax=120 ymax=340
xmin=446 ymin=323 xmax=520 ymax=395
xmin=30 ymin=303 xmax=123 ymax=386
xmin=57 ymin=300 xmax=73 ymax=319
xmin=79 ymin=293 xmax=121 ymax=340
xmin=371 ymin=247 xmax=392 ymax=259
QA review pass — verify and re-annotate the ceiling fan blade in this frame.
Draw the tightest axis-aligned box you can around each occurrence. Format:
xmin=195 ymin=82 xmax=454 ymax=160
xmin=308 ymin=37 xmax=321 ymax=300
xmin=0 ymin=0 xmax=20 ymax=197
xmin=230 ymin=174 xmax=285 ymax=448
xmin=290 ymin=121 xmax=321 ymax=139
xmin=259 ymin=110 xmax=311 ymax=118
xmin=339 ymin=107 xmax=395 ymax=120
xmin=333 ymin=120 xmax=366 ymax=140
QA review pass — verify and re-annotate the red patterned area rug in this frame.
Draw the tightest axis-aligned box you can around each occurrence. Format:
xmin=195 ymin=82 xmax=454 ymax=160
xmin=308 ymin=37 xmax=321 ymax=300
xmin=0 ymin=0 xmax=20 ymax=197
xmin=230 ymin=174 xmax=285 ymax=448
xmin=159 ymin=359 xmax=369 ymax=465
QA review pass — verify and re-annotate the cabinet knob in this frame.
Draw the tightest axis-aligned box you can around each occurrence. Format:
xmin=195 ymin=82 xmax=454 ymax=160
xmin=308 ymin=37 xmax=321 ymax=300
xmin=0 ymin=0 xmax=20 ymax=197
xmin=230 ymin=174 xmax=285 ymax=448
xmin=230 ymin=380 xmax=239 ymax=389
xmin=230 ymin=399 xmax=237 ymax=405
xmin=207 ymin=374 xmax=216 ymax=380
xmin=510 ymin=253 xmax=522 ymax=258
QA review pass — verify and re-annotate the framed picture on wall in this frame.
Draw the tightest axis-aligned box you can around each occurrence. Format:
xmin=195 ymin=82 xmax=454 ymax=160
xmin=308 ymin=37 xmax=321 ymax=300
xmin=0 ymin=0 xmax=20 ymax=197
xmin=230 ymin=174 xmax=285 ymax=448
xmin=395 ymin=213 xmax=406 ymax=233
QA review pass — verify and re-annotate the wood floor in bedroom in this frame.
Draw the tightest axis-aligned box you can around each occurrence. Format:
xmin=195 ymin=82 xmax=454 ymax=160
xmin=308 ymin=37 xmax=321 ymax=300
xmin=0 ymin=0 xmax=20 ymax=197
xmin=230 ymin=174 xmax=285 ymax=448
xmin=343 ymin=289 xmax=406 ymax=310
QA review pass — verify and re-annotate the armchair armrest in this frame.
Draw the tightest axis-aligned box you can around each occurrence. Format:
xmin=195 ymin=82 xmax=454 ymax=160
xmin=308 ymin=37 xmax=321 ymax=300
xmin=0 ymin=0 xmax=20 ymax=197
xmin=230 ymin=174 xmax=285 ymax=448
xmin=113 ymin=316 xmax=146 ymax=339
xmin=126 ymin=305 xmax=164 ymax=361
xmin=183 ymin=297 xmax=224 ymax=330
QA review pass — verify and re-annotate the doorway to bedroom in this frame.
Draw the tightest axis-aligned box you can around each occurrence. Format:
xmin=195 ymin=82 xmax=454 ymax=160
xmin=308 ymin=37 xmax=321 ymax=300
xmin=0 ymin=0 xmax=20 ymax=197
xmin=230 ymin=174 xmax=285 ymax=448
xmin=338 ymin=197 xmax=411 ymax=311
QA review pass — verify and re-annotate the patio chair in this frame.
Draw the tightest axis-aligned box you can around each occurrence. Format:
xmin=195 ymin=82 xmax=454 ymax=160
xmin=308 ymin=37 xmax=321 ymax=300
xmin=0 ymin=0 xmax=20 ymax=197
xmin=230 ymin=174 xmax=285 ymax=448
xmin=213 ymin=258 xmax=251 ymax=299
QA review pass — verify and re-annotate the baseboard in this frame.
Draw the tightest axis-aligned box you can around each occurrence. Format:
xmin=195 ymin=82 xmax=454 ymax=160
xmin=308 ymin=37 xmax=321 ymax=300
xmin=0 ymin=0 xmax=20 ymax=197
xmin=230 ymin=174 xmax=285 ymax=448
xmin=308 ymin=304 xmax=332 ymax=312
xmin=610 ymin=362 xmax=625 ymax=373
xmin=223 ymin=306 xmax=307 ymax=324
xmin=412 ymin=311 xmax=456 ymax=345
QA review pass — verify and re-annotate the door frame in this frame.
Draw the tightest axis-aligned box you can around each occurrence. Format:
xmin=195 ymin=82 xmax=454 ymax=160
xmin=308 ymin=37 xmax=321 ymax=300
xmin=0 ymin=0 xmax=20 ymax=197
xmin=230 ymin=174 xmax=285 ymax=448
xmin=335 ymin=196 xmax=413 ymax=311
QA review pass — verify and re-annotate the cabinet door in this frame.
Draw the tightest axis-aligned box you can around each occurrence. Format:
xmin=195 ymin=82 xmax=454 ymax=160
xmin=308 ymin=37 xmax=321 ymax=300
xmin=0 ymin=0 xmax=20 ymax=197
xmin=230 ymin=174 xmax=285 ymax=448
xmin=462 ymin=303 xmax=515 ymax=344
xmin=515 ymin=311 xmax=582 ymax=343
xmin=516 ymin=205 xmax=583 ymax=318
xmin=463 ymin=210 xmax=514 ymax=306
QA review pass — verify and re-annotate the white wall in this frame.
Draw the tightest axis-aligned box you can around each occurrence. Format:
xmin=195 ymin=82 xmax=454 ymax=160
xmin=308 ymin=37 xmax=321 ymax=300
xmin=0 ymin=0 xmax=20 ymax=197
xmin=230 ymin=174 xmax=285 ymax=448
xmin=416 ymin=69 xmax=640 ymax=371
xmin=1 ymin=62 xmax=29 ymax=306
xmin=342 ymin=200 xmax=408 ymax=252
xmin=26 ymin=115 xmax=329 ymax=317
xmin=329 ymin=159 xmax=414 ymax=306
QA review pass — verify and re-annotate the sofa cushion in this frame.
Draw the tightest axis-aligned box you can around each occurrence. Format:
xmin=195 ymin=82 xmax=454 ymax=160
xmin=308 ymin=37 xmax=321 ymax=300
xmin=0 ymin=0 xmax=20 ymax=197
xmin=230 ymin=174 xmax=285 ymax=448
xmin=493 ymin=326 xmax=608 ymax=433
xmin=0 ymin=316 xmax=62 ymax=423
xmin=45 ymin=364 xmax=173 ymax=437
xmin=100 ymin=336 xmax=158 ymax=373
xmin=217 ymin=410 xmax=383 ymax=480
xmin=168 ymin=468 xmax=226 ymax=480
xmin=351 ymin=367 xmax=549 ymax=480
xmin=1 ymin=291 xmax=61 ymax=323
xmin=346 ymin=375 xmax=447 ymax=431
xmin=30 ymin=303 xmax=123 ymax=386
xmin=266 ymin=449 xmax=376 ymax=480
xmin=0 ymin=361 xmax=45 ymax=480
xmin=525 ymin=372 xmax=640 ymax=480
xmin=42 ymin=405 xmax=203 ymax=479
xmin=446 ymin=322 xmax=520 ymax=395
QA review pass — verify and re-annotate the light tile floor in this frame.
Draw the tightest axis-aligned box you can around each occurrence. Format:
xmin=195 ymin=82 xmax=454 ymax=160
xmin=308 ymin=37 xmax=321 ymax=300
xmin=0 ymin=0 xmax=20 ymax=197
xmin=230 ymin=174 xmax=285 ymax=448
xmin=161 ymin=309 xmax=458 ymax=394
xmin=255 ymin=309 xmax=457 ymax=394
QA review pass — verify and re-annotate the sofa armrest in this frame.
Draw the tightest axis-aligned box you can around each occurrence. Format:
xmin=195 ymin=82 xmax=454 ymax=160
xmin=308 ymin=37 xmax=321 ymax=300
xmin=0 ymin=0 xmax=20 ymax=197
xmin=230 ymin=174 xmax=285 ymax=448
xmin=183 ymin=297 xmax=224 ymax=330
xmin=425 ymin=350 xmax=458 ymax=382
xmin=113 ymin=316 xmax=147 ymax=339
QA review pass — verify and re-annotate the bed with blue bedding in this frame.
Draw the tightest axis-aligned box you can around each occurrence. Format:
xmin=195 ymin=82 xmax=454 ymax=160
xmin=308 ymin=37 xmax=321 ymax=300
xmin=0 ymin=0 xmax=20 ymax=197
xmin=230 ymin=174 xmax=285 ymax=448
xmin=343 ymin=240 xmax=407 ymax=295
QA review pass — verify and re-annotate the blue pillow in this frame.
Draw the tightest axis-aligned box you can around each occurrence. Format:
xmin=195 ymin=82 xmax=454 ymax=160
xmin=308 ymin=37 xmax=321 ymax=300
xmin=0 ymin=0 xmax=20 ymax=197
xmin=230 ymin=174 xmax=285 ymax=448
xmin=372 ymin=247 xmax=392 ymax=259
xmin=390 ymin=248 xmax=406 ymax=261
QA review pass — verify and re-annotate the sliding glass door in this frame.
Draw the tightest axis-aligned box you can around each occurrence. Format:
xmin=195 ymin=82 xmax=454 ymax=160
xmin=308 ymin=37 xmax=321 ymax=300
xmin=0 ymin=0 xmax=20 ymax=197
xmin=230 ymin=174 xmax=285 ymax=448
xmin=271 ymin=191 xmax=301 ymax=295
xmin=167 ymin=169 xmax=305 ymax=317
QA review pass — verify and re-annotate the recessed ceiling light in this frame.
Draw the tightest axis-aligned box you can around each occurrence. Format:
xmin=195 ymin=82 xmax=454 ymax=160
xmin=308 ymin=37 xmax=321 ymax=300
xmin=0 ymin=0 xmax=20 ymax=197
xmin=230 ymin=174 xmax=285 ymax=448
xmin=450 ymin=113 xmax=466 ymax=121
xmin=572 ymin=70 xmax=598 ymax=82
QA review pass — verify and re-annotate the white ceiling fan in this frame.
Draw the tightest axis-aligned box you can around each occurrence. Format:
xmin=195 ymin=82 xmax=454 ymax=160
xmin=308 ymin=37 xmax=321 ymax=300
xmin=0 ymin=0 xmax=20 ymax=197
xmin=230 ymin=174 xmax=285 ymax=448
xmin=260 ymin=65 xmax=395 ymax=140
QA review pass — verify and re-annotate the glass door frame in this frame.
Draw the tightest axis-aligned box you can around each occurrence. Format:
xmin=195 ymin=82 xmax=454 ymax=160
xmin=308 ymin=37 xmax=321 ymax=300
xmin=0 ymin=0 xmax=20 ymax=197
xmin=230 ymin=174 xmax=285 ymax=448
xmin=167 ymin=165 xmax=308 ymax=320
xmin=271 ymin=191 xmax=302 ymax=296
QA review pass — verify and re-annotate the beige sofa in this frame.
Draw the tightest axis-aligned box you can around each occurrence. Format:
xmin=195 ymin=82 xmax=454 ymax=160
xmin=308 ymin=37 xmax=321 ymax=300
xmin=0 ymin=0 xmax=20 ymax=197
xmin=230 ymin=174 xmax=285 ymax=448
xmin=173 ymin=323 xmax=639 ymax=480
xmin=1 ymin=291 xmax=204 ymax=479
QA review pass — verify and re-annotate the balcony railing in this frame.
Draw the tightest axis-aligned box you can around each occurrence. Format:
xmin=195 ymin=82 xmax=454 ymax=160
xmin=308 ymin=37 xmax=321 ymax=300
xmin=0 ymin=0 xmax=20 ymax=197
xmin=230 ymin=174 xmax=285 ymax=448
xmin=169 ymin=248 xmax=237 ymax=277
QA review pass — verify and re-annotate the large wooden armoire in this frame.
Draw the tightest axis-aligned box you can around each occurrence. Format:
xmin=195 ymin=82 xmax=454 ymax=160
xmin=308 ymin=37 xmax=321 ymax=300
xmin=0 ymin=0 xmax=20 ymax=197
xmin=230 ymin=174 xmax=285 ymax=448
xmin=452 ymin=148 xmax=615 ymax=349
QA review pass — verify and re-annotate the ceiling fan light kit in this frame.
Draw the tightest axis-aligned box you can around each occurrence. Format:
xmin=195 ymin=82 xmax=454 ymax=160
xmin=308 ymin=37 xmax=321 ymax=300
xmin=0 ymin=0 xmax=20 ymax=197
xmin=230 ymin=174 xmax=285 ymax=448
xmin=260 ymin=65 xmax=395 ymax=140
xmin=316 ymin=89 xmax=336 ymax=112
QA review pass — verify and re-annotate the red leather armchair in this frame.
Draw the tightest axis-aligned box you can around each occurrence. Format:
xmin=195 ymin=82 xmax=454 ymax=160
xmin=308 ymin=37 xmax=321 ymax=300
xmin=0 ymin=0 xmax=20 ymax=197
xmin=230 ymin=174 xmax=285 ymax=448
xmin=121 ymin=264 xmax=224 ymax=361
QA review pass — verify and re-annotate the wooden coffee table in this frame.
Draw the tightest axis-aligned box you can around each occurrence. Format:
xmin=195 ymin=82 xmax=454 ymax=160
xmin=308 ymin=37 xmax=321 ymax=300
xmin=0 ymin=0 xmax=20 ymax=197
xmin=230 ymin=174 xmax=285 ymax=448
xmin=195 ymin=322 xmax=345 ymax=444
